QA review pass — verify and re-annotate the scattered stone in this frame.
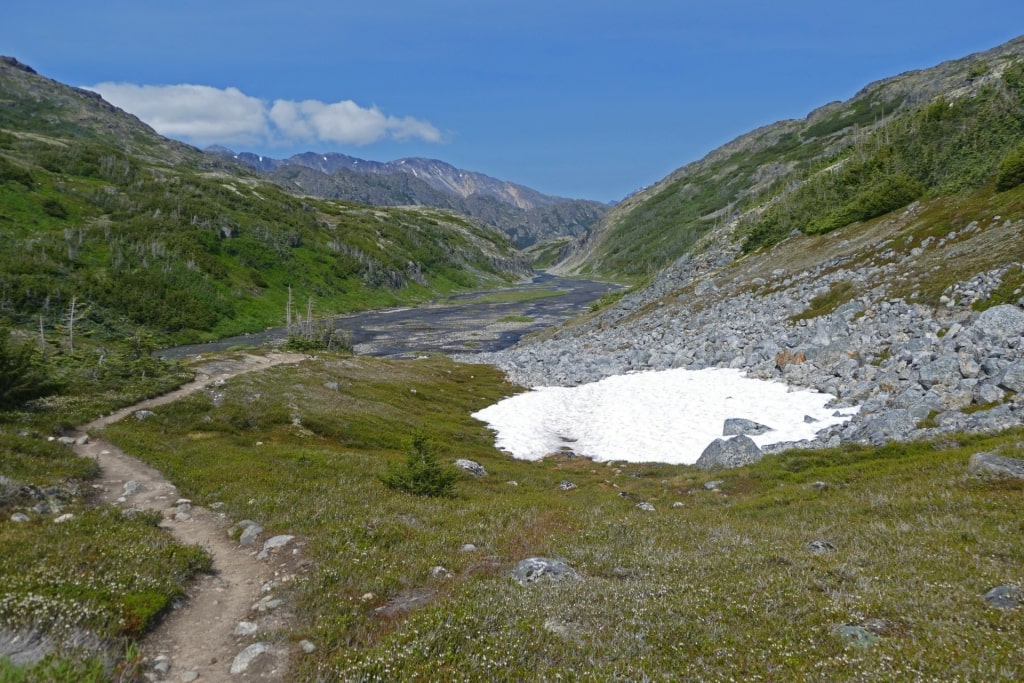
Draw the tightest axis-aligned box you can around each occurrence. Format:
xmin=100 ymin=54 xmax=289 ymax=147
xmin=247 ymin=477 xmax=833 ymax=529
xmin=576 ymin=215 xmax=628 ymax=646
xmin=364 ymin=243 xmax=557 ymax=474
xmin=636 ymin=502 xmax=656 ymax=511
xmin=57 ymin=436 xmax=76 ymax=446
xmin=983 ymin=584 xmax=1023 ymax=609
xmin=968 ymin=452 xmax=1024 ymax=480
xmin=430 ymin=566 xmax=453 ymax=580
xmin=122 ymin=481 xmax=145 ymax=497
xmin=299 ymin=639 xmax=316 ymax=654
xmin=152 ymin=656 xmax=171 ymax=674
xmin=454 ymin=459 xmax=488 ymax=477
xmin=234 ymin=621 xmax=258 ymax=636
xmin=703 ymin=480 xmax=724 ymax=490
xmin=253 ymin=596 xmax=283 ymax=612
xmin=558 ymin=480 xmax=578 ymax=491
xmin=10 ymin=513 xmax=29 ymax=522
xmin=695 ymin=435 xmax=763 ymax=470
xmin=134 ymin=410 xmax=156 ymax=420
xmin=374 ymin=588 xmax=436 ymax=617
xmin=239 ymin=524 xmax=264 ymax=547
xmin=671 ymin=501 xmax=684 ymax=508
xmin=323 ymin=381 xmax=339 ymax=391
xmin=179 ymin=672 xmax=199 ymax=683
xmin=806 ymin=540 xmax=837 ymax=554
xmin=512 ymin=557 xmax=581 ymax=585
xmin=257 ymin=534 xmax=295 ymax=559
xmin=832 ymin=624 xmax=878 ymax=648
xmin=53 ymin=513 xmax=73 ymax=524
xmin=722 ymin=417 xmax=773 ymax=436
xmin=460 ymin=543 xmax=477 ymax=552
xmin=229 ymin=642 xmax=269 ymax=674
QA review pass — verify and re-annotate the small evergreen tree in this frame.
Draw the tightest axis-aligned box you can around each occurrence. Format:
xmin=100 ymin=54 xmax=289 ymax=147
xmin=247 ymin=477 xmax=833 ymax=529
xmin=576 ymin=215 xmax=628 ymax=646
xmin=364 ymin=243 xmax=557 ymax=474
xmin=0 ymin=326 xmax=58 ymax=409
xmin=380 ymin=433 xmax=459 ymax=497
xmin=996 ymin=140 xmax=1024 ymax=191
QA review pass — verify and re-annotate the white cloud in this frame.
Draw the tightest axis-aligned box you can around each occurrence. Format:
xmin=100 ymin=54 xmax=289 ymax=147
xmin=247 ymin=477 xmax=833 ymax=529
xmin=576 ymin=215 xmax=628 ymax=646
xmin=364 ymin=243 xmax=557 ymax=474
xmin=88 ymin=82 xmax=270 ymax=146
xmin=270 ymin=99 xmax=442 ymax=146
xmin=85 ymin=82 xmax=442 ymax=148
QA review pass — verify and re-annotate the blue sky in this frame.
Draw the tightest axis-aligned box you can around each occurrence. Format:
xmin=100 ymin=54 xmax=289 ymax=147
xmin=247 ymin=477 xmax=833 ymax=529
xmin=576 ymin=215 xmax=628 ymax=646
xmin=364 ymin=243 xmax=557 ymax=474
xmin=4 ymin=2 xmax=1024 ymax=202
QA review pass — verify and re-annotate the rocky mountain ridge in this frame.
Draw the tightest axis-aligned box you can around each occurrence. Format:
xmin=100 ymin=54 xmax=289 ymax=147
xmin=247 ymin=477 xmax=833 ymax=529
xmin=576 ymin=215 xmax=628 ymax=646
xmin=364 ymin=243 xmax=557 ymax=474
xmin=207 ymin=147 xmax=608 ymax=248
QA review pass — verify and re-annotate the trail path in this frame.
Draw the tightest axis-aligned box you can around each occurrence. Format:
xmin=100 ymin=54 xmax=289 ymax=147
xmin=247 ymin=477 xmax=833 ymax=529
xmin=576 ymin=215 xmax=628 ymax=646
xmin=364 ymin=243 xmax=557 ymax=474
xmin=72 ymin=352 xmax=308 ymax=682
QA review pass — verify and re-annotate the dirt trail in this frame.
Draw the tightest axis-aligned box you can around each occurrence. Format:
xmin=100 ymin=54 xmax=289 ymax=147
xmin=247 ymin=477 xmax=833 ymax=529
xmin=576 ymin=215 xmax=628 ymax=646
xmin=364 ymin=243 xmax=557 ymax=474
xmin=72 ymin=352 xmax=308 ymax=682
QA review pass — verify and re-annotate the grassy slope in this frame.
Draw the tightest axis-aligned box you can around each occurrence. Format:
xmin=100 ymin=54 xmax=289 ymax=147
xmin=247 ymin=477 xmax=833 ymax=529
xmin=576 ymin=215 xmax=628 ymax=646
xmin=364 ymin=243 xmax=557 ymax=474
xmin=563 ymin=39 xmax=1024 ymax=279
xmin=101 ymin=356 xmax=1024 ymax=681
xmin=0 ymin=59 xmax=528 ymax=348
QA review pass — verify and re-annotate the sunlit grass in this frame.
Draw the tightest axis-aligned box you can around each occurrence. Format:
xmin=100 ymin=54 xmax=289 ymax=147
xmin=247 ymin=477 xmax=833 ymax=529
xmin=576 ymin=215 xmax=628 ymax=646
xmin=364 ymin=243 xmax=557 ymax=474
xmin=99 ymin=354 xmax=1024 ymax=681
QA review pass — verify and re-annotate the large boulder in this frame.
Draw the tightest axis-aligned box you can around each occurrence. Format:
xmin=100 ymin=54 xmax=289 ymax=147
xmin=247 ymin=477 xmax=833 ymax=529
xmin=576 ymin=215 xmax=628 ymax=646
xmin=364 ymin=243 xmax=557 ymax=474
xmin=695 ymin=435 xmax=763 ymax=470
xmin=969 ymin=305 xmax=1024 ymax=341
xmin=998 ymin=361 xmax=1024 ymax=393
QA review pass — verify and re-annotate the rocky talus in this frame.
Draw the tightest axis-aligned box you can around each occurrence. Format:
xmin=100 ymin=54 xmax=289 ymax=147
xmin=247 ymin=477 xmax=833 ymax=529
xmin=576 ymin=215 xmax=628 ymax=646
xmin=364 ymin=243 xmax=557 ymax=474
xmin=470 ymin=212 xmax=1024 ymax=455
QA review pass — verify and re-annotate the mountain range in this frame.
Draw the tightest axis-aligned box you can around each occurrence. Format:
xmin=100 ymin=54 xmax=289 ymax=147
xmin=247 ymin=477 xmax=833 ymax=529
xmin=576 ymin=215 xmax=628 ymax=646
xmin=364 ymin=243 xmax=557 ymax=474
xmin=206 ymin=147 xmax=609 ymax=249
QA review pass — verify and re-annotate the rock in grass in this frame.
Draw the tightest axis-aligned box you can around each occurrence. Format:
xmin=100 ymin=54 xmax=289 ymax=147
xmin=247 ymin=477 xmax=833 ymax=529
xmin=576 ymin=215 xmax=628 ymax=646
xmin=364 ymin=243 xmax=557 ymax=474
xmin=806 ymin=540 xmax=837 ymax=554
xmin=695 ymin=435 xmax=763 ymax=470
xmin=558 ymin=480 xmax=578 ymax=491
xmin=229 ymin=642 xmax=269 ymax=674
xmin=968 ymin=452 xmax=1024 ymax=480
xmin=722 ymin=418 xmax=772 ymax=436
xmin=832 ymin=624 xmax=878 ymax=648
xmin=10 ymin=513 xmax=29 ymax=522
xmin=983 ymin=584 xmax=1023 ymax=609
xmin=257 ymin=534 xmax=295 ymax=559
xmin=512 ymin=557 xmax=581 ymax=585
xmin=454 ymin=459 xmax=488 ymax=477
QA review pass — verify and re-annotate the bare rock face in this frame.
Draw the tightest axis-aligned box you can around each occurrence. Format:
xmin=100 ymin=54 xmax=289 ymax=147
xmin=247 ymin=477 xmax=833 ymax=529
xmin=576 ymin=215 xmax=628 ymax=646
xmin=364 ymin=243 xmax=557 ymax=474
xmin=695 ymin=435 xmax=763 ymax=470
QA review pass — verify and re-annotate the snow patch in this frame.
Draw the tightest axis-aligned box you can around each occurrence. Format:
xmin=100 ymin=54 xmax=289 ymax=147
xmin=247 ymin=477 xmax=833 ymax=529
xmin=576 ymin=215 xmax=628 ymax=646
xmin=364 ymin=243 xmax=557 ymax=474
xmin=472 ymin=367 xmax=858 ymax=465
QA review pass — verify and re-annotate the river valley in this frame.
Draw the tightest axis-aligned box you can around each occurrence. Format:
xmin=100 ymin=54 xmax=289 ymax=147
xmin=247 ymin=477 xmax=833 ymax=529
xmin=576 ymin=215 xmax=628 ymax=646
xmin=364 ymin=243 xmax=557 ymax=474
xmin=160 ymin=273 xmax=621 ymax=360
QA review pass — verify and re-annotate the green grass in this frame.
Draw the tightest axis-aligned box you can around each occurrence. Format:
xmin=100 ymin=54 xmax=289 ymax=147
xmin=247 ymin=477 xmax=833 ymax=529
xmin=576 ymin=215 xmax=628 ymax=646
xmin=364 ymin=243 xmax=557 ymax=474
xmin=497 ymin=315 xmax=534 ymax=323
xmin=95 ymin=355 xmax=1024 ymax=681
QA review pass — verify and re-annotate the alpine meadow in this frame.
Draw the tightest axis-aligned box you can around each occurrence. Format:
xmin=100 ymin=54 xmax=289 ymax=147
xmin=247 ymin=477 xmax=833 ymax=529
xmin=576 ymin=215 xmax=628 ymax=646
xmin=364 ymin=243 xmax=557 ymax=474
xmin=2 ymin=31 xmax=1024 ymax=683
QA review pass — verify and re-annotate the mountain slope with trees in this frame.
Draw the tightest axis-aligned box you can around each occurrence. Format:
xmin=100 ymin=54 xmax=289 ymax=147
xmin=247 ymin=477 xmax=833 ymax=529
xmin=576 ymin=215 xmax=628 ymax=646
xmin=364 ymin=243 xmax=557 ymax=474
xmin=557 ymin=35 xmax=1024 ymax=279
xmin=0 ymin=57 xmax=530 ymax=348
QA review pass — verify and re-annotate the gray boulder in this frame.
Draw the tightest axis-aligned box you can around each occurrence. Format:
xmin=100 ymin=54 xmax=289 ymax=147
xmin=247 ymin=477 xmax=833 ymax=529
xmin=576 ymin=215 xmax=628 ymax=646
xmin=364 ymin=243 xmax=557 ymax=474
xmin=917 ymin=356 xmax=961 ymax=389
xmin=454 ymin=459 xmax=488 ymax=477
xmin=970 ymin=304 xmax=1024 ymax=341
xmin=982 ymin=584 xmax=1022 ymax=609
xmin=722 ymin=418 xmax=773 ymax=436
xmin=998 ymin=361 xmax=1024 ymax=393
xmin=695 ymin=435 xmax=763 ymax=470
xmin=512 ymin=557 xmax=581 ymax=585
xmin=968 ymin=452 xmax=1024 ymax=480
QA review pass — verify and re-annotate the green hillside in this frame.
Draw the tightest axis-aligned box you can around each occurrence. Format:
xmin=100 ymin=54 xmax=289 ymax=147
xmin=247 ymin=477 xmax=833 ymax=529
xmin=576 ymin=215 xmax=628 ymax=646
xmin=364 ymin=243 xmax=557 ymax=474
xmin=560 ymin=37 xmax=1024 ymax=278
xmin=0 ymin=58 xmax=529 ymax=347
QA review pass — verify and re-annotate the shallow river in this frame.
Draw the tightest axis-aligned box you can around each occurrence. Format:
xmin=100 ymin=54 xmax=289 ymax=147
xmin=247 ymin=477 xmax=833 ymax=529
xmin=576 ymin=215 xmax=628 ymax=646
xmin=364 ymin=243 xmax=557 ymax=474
xmin=159 ymin=273 xmax=621 ymax=360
